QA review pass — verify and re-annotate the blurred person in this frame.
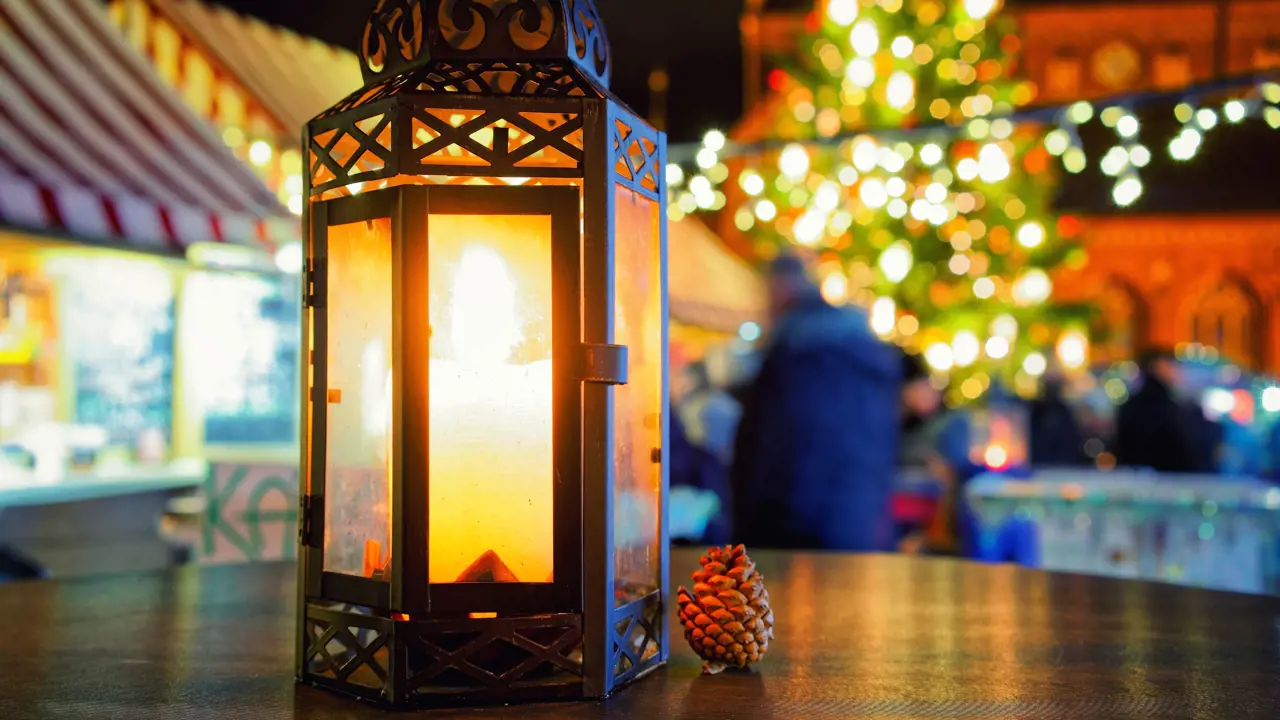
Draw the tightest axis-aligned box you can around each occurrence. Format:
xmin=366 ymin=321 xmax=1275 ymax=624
xmin=1028 ymin=365 xmax=1089 ymax=467
xmin=1184 ymin=397 xmax=1224 ymax=474
xmin=1114 ymin=348 xmax=1199 ymax=473
xmin=676 ymin=360 xmax=742 ymax=466
xmin=897 ymin=353 xmax=975 ymax=556
xmin=669 ymin=408 xmax=731 ymax=544
xmin=729 ymin=253 xmax=900 ymax=551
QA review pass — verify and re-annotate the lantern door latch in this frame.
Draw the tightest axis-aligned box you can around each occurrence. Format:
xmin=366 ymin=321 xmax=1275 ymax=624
xmin=299 ymin=495 xmax=324 ymax=548
xmin=580 ymin=343 xmax=628 ymax=385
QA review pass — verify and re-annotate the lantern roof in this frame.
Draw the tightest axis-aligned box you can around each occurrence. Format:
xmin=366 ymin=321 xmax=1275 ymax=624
xmin=328 ymin=0 xmax=614 ymax=116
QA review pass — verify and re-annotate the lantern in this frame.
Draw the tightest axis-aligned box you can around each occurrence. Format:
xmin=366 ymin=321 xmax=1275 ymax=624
xmin=295 ymin=0 xmax=668 ymax=708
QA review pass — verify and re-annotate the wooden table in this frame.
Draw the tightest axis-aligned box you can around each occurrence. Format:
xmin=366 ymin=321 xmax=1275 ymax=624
xmin=2 ymin=550 xmax=1279 ymax=719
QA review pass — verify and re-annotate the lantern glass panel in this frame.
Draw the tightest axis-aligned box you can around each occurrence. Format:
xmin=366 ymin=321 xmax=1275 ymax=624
xmin=612 ymin=185 xmax=664 ymax=606
xmin=427 ymin=214 xmax=556 ymax=585
xmin=323 ymin=219 xmax=394 ymax=580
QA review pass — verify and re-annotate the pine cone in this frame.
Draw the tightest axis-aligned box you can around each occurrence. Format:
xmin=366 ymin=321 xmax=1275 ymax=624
xmin=676 ymin=544 xmax=774 ymax=675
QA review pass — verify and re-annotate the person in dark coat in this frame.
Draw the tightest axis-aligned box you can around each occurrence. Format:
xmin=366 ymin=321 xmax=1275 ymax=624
xmin=1028 ymin=369 xmax=1089 ymax=467
xmin=1114 ymin=348 xmax=1200 ymax=473
xmin=730 ymin=253 xmax=901 ymax=551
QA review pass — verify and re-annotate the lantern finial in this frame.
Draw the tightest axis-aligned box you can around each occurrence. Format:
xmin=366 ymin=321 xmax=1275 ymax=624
xmin=359 ymin=0 xmax=611 ymax=91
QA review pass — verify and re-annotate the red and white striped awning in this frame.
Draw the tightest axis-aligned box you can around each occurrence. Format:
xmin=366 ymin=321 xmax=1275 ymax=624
xmin=0 ymin=0 xmax=297 ymax=252
xmin=146 ymin=0 xmax=365 ymax=137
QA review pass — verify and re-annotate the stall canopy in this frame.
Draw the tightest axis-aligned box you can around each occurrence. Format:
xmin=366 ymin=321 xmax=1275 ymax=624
xmin=0 ymin=0 xmax=295 ymax=252
xmin=669 ymin=215 xmax=765 ymax=334
xmin=140 ymin=0 xmax=364 ymax=134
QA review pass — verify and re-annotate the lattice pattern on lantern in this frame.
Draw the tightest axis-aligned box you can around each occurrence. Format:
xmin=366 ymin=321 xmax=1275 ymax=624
xmin=310 ymin=103 xmax=586 ymax=198
xmin=610 ymin=590 xmax=663 ymax=682
xmin=418 ymin=61 xmax=589 ymax=95
xmin=410 ymin=108 xmax=584 ymax=174
xmin=304 ymin=605 xmax=394 ymax=698
xmin=310 ymin=116 xmax=395 ymax=196
xmin=319 ymin=62 xmax=591 ymax=121
xmin=404 ymin=614 xmax=584 ymax=697
xmin=611 ymin=117 xmax=662 ymax=200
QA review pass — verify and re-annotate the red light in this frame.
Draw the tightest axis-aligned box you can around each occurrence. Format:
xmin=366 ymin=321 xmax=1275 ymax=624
xmin=1057 ymin=215 xmax=1080 ymax=238
xmin=768 ymin=69 xmax=788 ymax=93
xmin=1231 ymin=390 xmax=1254 ymax=424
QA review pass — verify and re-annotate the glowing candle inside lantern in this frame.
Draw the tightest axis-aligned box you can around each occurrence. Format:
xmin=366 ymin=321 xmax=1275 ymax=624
xmin=427 ymin=217 xmax=555 ymax=585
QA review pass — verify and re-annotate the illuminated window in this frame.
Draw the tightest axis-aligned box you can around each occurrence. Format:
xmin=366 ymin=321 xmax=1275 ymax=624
xmin=1044 ymin=50 xmax=1082 ymax=100
xmin=1191 ymin=279 xmax=1261 ymax=368
xmin=1092 ymin=280 xmax=1147 ymax=364
xmin=1091 ymin=40 xmax=1143 ymax=91
xmin=1255 ymin=40 xmax=1280 ymax=71
xmin=1153 ymin=46 xmax=1192 ymax=89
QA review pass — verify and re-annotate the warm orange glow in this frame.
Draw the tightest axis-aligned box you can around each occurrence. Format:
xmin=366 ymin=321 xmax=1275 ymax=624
xmin=611 ymin=185 xmax=664 ymax=606
xmin=427 ymin=214 xmax=555 ymax=584
xmin=469 ymin=612 xmax=498 ymax=619
xmin=363 ymin=540 xmax=384 ymax=578
xmin=323 ymin=220 xmax=393 ymax=579
xmin=984 ymin=444 xmax=1010 ymax=470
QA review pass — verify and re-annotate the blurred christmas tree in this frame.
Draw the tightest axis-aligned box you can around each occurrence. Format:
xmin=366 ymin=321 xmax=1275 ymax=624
xmin=722 ymin=0 xmax=1088 ymax=401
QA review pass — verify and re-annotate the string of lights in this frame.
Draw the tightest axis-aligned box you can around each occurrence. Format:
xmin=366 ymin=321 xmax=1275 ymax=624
xmin=668 ymin=71 xmax=1280 ymax=162
xmin=668 ymin=74 xmax=1280 ymax=211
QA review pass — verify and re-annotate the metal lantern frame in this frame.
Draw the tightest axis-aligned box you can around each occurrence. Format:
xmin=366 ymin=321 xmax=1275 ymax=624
xmin=295 ymin=0 xmax=669 ymax=709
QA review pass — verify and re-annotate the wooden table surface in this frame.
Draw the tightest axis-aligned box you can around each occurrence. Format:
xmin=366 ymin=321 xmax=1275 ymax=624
xmin=2 ymin=549 xmax=1279 ymax=719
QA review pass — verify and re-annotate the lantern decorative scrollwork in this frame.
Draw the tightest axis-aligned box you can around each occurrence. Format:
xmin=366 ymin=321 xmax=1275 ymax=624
xmin=356 ymin=0 xmax=611 ymax=87
xmin=567 ymin=0 xmax=609 ymax=86
xmin=363 ymin=0 xmax=426 ymax=75
xmin=300 ymin=0 xmax=667 ymax=711
xmin=439 ymin=0 xmax=557 ymax=53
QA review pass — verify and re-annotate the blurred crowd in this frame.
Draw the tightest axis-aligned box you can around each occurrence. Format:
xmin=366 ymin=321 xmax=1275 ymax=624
xmin=670 ymin=253 xmax=1275 ymax=557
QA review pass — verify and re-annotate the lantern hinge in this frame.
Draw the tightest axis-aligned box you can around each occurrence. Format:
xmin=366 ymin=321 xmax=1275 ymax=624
xmin=299 ymin=495 xmax=323 ymax=549
xmin=302 ymin=259 xmax=323 ymax=309
xmin=580 ymin=343 xmax=628 ymax=385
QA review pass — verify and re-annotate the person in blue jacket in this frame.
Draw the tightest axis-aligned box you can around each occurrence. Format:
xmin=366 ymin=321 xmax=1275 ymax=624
xmin=729 ymin=252 xmax=901 ymax=551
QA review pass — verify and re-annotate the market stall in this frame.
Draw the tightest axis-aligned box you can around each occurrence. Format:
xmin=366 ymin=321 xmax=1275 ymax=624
xmin=967 ymin=470 xmax=1280 ymax=595
xmin=0 ymin=0 xmax=299 ymax=577
xmin=667 ymin=214 xmax=765 ymax=390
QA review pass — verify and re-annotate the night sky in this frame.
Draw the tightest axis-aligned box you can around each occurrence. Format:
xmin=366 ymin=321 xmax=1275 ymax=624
xmin=213 ymin=0 xmax=747 ymax=143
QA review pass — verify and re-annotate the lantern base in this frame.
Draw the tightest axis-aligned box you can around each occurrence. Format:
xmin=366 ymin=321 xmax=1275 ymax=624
xmin=299 ymin=602 xmax=585 ymax=708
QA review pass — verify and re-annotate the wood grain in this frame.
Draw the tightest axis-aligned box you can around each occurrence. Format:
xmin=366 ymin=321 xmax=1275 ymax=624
xmin=1 ymin=549 xmax=1279 ymax=719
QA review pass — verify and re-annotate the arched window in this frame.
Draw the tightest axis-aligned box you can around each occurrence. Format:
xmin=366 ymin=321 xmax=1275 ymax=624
xmin=1191 ymin=279 xmax=1262 ymax=368
xmin=1045 ymin=49 xmax=1082 ymax=100
xmin=1092 ymin=280 xmax=1146 ymax=364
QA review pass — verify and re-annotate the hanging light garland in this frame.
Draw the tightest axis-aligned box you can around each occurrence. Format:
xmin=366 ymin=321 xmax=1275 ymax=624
xmin=669 ymin=75 xmax=1280 ymax=216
